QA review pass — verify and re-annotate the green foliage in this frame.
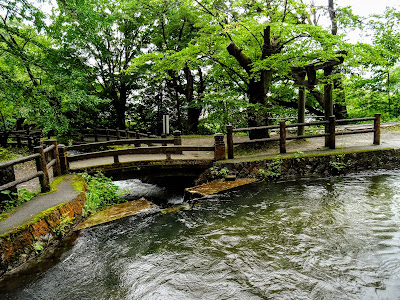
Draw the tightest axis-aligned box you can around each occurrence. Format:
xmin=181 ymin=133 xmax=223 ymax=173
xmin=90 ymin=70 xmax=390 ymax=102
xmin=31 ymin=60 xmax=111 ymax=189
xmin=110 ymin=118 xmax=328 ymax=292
xmin=0 ymin=147 xmax=18 ymax=162
xmin=32 ymin=241 xmax=44 ymax=254
xmin=53 ymin=215 xmax=73 ymax=237
xmin=329 ymin=154 xmax=351 ymax=172
xmin=258 ymin=155 xmax=282 ymax=180
xmin=82 ymin=172 xmax=125 ymax=215
xmin=209 ymin=166 xmax=230 ymax=178
xmin=294 ymin=151 xmax=304 ymax=162
xmin=0 ymin=188 xmax=36 ymax=213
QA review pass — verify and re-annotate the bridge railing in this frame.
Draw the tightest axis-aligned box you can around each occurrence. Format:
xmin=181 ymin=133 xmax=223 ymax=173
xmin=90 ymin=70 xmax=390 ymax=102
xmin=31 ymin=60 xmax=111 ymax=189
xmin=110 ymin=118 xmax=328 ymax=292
xmin=0 ymin=129 xmax=42 ymax=149
xmin=63 ymin=132 xmax=226 ymax=168
xmin=0 ymin=139 xmax=62 ymax=195
xmin=226 ymin=114 xmax=381 ymax=159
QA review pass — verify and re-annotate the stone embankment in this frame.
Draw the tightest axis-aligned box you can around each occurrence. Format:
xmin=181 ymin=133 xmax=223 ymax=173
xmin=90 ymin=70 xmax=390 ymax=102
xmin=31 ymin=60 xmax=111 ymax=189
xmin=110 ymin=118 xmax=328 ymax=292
xmin=211 ymin=148 xmax=400 ymax=182
xmin=0 ymin=180 xmax=86 ymax=277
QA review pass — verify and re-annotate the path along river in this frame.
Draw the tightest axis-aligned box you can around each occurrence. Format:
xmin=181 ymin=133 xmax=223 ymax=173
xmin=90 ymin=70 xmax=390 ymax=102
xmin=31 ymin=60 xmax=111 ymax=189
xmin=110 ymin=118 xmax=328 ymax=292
xmin=1 ymin=170 xmax=400 ymax=299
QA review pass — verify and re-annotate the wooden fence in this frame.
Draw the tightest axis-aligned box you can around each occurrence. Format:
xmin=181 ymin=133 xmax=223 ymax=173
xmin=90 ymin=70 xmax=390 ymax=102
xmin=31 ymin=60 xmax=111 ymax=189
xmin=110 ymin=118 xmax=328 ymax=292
xmin=226 ymin=114 xmax=381 ymax=159
xmin=0 ymin=140 xmax=62 ymax=194
xmin=76 ymin=127 xmax=158 ymax=143
xmin=0 ymin=129 xmax=42 ymax=149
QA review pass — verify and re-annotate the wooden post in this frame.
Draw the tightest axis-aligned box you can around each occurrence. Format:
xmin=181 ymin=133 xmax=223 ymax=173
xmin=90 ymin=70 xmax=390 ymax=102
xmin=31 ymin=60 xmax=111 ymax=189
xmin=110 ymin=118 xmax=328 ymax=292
xmin=135 ymin=130 xmax=140 ymax=139
xmin=328 ymin=116 xmax=336 ymax=149
xmin=113 ymin=154 xmax=120 ymax=164
xmin=106 ymin=128 xmax=110 ymax=141
xmin=80 ymin=129 xmax=84 ymax=142
xmin=173 ymin=130 xmax=182 ymax=145
xmin=298 ymin=86 xmax=306 ymax=136
xmin=94 ymin=128 xmax=98 ymax=142
xmin=161 ymin=133 xmax=167 ymax=146
xmin=16 ymin=134 xmax=22 ymax=148
xmin=58 ymin=144 xmax=69 ymax=174
xmin=27 ymin=129 xmax=31 ymax=148
xmin=116 ymin=127 xmax=120 ymax=139
xmin=324 ymin=66 xmax=333 ymax=147
xmin=214 ymin=133 xmax=226 ymax=161
xmin=279 ymin=121 xmax=287 ymax=154
xmin=0 ymin=131 xmax=7 ymax=147
xmin=173 ymin=130 xmax=182 ymax=154
xmin=125 ymin=129 xmax=130 ymax=139
xmin=374 ymin=113 xmax=381 ymax=145
xmin=226 ymin=125 xmax=234 ymax=159
xmin=34 ymin=145 xmax=50 ymax=192
xmin=48 ymin=139 xmax=62 ymax=176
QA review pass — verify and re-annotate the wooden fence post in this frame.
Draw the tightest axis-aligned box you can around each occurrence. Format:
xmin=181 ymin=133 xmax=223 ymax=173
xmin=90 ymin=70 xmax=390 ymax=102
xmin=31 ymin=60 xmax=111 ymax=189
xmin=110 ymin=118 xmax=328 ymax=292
xmin=0 ymin=131 xmax=7 ymax=147
xmin=58 ymin=144 xmax=69 ymax=174
xmin=16 ymin=133 xmax=22 ymax=148
xmin=113 ymin=154 xmax=120 ymax=164
xmin=80 ymin=129 xmax=85 ymax=142
xmin=161 ymin=133 xmax=167 ymax=146
xmin=226 ymin=125 xmax=234 ymax=159
xmin=125 ymin=129 xmax=130 ymax=139
xmin=34 ymin=145 xmax=50 ymax=192
xmin=374 ymin=113 xmax=381 ymax=145
xmin=173 ymin=130 xmax=182 ymax=145
xmin=94 ymin=128 xmax=98 ymax=142
xmin=116 ymin=127 xmax=120 ymax=139
xmin=214 ymin=133 xmax=226 ymax=161
xmin=135 ymin=130 xmax=140 ymax=139
xmin=106 ymin=128 xmax=110 ymax=141
xmin=279 ymin=121 xmax=287 ymax=154
xmin=173 ymin=130 xmax=182 ymax=154
xmin=328 ymin=116 xmax=336 ymax=149
xmin=48 ymin=139 xmax=62 ymax=176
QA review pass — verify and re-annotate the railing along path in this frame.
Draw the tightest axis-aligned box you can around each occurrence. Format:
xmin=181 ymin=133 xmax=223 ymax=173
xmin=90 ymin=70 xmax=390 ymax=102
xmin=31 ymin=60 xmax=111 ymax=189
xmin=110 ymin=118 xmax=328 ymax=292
xmin=226 ymin=114 xmax=381 ymax=159
xmin=0 ymin=140 xmax=61 ymax=193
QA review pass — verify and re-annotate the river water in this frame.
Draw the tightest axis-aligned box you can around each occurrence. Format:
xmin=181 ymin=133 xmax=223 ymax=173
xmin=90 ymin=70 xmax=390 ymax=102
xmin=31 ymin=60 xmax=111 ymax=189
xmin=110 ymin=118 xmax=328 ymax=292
xmin=1 ymin=170 xmax=400 ymax=299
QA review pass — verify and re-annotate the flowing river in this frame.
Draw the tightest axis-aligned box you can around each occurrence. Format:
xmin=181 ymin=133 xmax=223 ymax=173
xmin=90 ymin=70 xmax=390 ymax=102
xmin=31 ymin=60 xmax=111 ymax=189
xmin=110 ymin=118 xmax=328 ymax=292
xmin=1 ymin=170 xmax=400 ymax=299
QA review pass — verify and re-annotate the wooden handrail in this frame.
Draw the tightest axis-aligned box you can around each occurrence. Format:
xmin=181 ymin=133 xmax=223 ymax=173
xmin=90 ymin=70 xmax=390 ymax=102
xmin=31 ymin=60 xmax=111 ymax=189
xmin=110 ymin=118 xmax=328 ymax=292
xmin=67 ymin=145 xmax=215 ymax=162
xmin=226 ymin=114 xmax=381 ymax=158
xmin=67 ymin=138 xmax=174 ymax=151
xmin=0 ymin=153 xmax=40 ymax=168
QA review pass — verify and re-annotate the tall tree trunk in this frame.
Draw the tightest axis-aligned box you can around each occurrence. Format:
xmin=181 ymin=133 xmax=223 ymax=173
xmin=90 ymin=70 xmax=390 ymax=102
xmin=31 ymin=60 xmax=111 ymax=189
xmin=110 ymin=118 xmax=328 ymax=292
xmin=227 ymin=26 xmax=279 ymax=139
xmin=184 ymin=66 xmax=203 ymax=134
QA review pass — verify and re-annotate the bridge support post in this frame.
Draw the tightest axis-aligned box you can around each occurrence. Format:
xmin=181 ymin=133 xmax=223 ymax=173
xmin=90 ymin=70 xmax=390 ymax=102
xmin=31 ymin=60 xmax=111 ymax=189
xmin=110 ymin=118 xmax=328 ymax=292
xmin=34 ymin=145 xmax=50 ymax=193
xmin=374 ymin=113 xmax=381 ymax=145
xmin=58 ymin=144 xmax=69 ymax=174
xmin=214 ymin=133 xmax=226 ymax=161
xmin=226 ymin=125 xmax=234 ymax=159
xmin=279 ymin=121 xmax=286 ymax=154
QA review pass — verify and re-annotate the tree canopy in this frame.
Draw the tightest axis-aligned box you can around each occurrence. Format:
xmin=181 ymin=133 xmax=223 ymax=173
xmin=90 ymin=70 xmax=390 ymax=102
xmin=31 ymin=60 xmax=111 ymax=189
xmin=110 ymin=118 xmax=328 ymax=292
xmin=0 ymin=0 xmax=399 ymax=135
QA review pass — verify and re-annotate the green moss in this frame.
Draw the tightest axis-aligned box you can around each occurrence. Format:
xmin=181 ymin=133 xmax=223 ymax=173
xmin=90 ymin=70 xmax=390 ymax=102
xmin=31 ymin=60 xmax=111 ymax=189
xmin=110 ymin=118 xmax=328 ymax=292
xmin=71 ymin=175 xmax=86 ymax=192
xmin=0 ymin=212 xmax=9 ymax=222
xmin=223 ymin=147 xmax=394 ymax=164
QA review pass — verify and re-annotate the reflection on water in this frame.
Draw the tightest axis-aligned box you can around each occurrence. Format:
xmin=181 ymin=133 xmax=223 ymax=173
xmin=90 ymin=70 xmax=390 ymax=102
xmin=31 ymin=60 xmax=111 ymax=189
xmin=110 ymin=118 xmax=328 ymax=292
xmin=1 ymin=171 xmax=400 ymax=299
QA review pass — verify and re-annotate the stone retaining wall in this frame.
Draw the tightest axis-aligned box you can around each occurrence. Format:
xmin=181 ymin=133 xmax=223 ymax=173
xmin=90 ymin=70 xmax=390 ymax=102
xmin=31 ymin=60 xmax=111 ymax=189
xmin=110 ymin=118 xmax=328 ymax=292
xmin=199 ymin=148 xmax=400 ymax=182
xmin=0 ymin=192 xmax=86 ymax=276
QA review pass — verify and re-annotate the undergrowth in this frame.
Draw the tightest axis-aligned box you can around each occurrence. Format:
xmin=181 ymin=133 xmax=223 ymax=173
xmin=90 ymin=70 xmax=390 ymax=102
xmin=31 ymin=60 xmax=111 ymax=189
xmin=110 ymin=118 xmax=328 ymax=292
xmin=81 ymin=172 xmax=126 ymax=215
xmin=0 ymin=188 xmax=36 ymax=215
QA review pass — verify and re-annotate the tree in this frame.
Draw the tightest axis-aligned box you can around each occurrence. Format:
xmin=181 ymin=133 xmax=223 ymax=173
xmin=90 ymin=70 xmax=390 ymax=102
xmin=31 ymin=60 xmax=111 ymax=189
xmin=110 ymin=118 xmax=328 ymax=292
xmin=50 ymin=0 xmax=153 ymax=129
